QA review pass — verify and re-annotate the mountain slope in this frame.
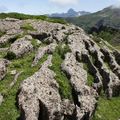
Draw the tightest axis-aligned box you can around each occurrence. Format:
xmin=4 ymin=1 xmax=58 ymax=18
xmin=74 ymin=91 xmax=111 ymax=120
xmin=65 ymin=6 xmax=120 ymax=31
xmin=65 ymin=6 xmax=120 ymax=49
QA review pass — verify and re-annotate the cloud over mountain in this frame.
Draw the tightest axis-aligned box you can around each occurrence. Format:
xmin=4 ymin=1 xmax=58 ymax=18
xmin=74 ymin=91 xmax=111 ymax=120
xmin=111 ymin=0 xmax=120 ymax=8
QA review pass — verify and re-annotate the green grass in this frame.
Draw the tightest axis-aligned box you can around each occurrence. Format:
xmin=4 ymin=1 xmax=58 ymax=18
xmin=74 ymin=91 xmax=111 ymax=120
xmin=20 ymin=23 xmax=35 ymax=31
xmin=104 ymin=62 xmax=111 ymax=70
xmin=0 ymin=50 xmax=48 ymax=120
xmin=0 ymin=51 xmax=7 ymax=58
xmin=93 ymin=96 xmax=120 ymax=120
xmin=0 ymin=13 xmax=67 ymax=24
xmin=83 ymin=62 xmax=94 ymax=86
xmin=31 ymin=39 xmax=41 ymax=49
xmin=50 ymin=45 xmax=73 ymax=100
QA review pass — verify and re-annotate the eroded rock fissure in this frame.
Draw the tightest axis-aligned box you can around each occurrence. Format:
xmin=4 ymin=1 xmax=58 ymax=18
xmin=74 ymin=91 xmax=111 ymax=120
xmin=83 ymin=38 xmax=120 ymax=98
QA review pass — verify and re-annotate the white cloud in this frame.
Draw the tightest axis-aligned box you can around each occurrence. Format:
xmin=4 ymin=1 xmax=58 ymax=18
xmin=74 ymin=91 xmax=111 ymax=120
xmin=111 ymin=0 xmax=120 ymax=8
xmin=49 ymin=0 xmax=79 ymax=6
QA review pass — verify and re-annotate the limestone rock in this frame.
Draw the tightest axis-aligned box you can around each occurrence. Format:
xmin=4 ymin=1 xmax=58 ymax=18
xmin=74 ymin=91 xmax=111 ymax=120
xmin=0 ymin=34 xmax=17 ymax=45
xmin=32 ymin=43 xmax=57 ymax=66
xmin=18 ymin=55 xmax=62 ymax=120
xmin=10 ymin=70 xmax=17 ymax=75
xmin=62 ymin=53 xmax=97 ymax=119
xmin=9 ymin=35 xmax=33 ymax=58
xmin=0 ymin=59 xmax=9 ymax=80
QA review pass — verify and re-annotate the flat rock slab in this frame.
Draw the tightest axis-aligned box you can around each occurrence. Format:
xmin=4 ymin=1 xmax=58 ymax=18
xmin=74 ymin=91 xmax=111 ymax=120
xmin=9 ymin=35 xmax=33 ymax=58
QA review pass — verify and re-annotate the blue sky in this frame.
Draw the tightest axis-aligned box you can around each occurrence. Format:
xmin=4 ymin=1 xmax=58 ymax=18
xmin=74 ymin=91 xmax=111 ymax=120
xmin=0 ymin=0 xmax=119 ymax=14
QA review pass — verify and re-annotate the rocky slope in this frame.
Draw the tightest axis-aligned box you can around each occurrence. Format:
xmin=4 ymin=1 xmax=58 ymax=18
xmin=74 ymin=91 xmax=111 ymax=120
xmin=0 ymin=18 xmax=120 ymax=120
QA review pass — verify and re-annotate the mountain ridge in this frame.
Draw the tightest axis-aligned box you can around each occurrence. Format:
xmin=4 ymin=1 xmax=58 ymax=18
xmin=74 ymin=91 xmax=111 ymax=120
xmin=49 ymin=8 xmax=90 ymax=18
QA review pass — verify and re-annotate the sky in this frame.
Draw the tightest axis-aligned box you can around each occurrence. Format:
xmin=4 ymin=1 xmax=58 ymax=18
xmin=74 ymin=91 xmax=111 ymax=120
xmin=0 ymin=0 xmax=120 ymax=15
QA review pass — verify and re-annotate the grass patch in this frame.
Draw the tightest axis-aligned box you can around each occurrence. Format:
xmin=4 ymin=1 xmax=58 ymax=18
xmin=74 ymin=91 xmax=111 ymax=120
xmin=0 ymin=50 xmax=48 ymax=120
xmin=92 ymin=96 xmax=120 ymax=120
xmin=50 ymin=45 xmax=73 ymax=100
xmin=0 ymin=51 xmax=7 ymax=58
xmin=83 ymin=63 xmax=94 ymax=86
xmin=31 ymin=39 xmax=41 ymax=49
xmin=104 ymin=62 xmax=111 ymax=70
xmin=21 ymin=23 xmax=35 ymax=31
xmin=57 ymin=44 xmax=71 ymax=59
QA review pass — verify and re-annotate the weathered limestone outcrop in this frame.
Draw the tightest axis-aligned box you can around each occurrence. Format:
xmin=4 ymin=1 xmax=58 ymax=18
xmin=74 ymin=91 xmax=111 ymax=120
xmin=0 ymin=34 xmax=18 ymax=45
xmin=101 ymin=46 xmax=120 ymax=79
xmin=0 ymin=59 xmax=9 ymax=80
xmin=83 ymin=37 xmax=120 ymax=98
xmin=9 ymin=35 xmax=33 ymax=58
xmin=0 ymin=18 xmax=21 ymax=32
xmin=32 ymin=43 xmax=57 ymax=66
xmin=82 ymin=51 xmax=102 ymax=94
xmin=62 ymin=52 xmax=97 ymax=119
xmin=18 ymin=55 xmax=63 ymax=120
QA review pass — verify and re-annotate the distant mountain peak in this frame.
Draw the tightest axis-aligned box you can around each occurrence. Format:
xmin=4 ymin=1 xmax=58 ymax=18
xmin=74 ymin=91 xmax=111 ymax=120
xmin=67 ymin=8 xmax=76 ymax=14
xmin=49 ymin=8 xmax=90 ymax=18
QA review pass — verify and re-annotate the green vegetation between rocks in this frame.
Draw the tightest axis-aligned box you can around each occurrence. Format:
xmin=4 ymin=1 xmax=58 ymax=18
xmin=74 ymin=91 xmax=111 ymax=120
xmin=0 ymin=49 xmax=48 ymax=120
xmin=83 ymin=62 xmax=94 ymax=86
xmin=0 ymin=51 xmax=7 ymax=58
xmin=50 ymin=44 xmax=73 ymax=100
xmin=20 ymin=23 xmax=35 ymax=31
xmin=93 ymin=96 xmax=120 ymax=120
xmin=31 ymin=39 xmax=41 ymax=49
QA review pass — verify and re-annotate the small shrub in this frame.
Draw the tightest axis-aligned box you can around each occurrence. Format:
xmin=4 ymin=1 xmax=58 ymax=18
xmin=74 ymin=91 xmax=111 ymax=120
xmin=5 ymin=51 xmax=16 ymax=60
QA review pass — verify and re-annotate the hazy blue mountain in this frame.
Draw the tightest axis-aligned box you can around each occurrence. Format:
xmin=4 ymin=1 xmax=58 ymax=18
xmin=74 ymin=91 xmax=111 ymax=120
xmin=49 ymin=8 xmax=90 ymax=18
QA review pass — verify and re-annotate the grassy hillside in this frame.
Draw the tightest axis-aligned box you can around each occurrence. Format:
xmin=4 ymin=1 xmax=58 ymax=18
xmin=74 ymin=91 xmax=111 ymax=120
xmin=92 ymin=27 xmax=120 ymax=49
xmin=0 ymin=12 xmax=67 ymax=24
